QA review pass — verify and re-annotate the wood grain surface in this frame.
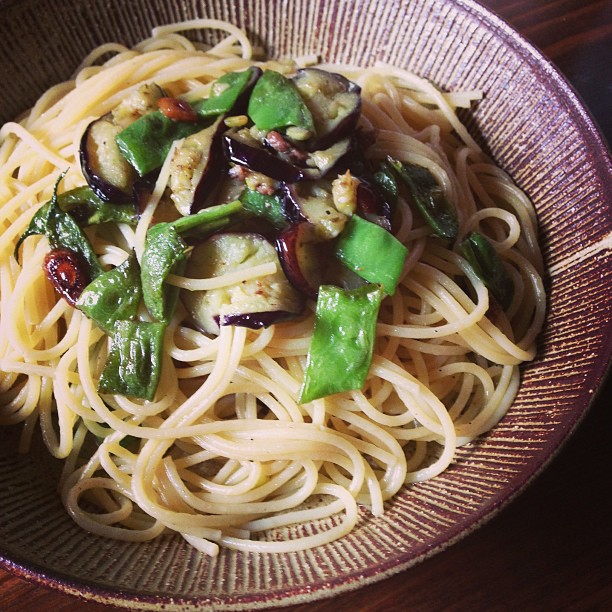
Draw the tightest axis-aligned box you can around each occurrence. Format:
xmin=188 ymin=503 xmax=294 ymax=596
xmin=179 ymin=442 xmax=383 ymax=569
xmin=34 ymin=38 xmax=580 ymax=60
xmin=1 ymin=0 xmax=611 ymax=610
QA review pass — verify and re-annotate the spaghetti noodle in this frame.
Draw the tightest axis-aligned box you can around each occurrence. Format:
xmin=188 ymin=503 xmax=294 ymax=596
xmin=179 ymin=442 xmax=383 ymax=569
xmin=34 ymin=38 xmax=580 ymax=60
xmin=0 ymin=20 xmax=545 ymax=556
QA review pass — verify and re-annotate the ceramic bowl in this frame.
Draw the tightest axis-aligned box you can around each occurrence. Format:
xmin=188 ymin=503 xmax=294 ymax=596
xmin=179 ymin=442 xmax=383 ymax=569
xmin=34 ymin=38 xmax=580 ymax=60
xmin=1 ymin=0 xmax=611 ymax=609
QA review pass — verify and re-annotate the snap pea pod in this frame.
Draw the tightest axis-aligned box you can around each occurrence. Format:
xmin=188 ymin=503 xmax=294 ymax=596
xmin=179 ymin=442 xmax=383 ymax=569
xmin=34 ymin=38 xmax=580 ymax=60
xmin=334 ymin=214 xmax=408 ymax=295
xmin=459 ymin=231 xmax=514 ymax=310
xmin=298 ymin=284 xmax=384 ymax=404
xmin=388 ymin=157 xmax=458 ymax=239
xmin=98 ymin=320 xmax=165 ymax=401
xmin=15 ymin=175 xmax=103 ymax=279
xmin=247 ymin=70 xmax=315 ymax=135
xmin=194 ymin=67 xmax=260 ymax=117
xmin=76 ymin=251 xmax=142 ymax=333
xmin=141 ymin=200 xmax=243 ymax=322
xmin=117 ymin=68 xmax=260 ymax=176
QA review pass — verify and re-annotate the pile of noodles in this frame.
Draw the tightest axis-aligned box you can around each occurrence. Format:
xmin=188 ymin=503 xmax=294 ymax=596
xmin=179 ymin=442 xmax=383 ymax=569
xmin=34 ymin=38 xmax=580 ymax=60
xmin=0 ymin=19 xmax=545 ymax=556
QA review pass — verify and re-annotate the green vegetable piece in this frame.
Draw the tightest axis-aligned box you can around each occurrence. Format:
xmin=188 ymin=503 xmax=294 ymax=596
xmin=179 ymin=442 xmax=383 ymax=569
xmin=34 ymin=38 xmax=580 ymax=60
xmin=240 ymin=187 xmax=288 ymax=229
xmin=141 ymin=200 xmax=243 ymax=322
xmin=116 ymin=111 xmax=210 ymax=176
xmin=299 ymin=284 xmax=384 ymax=404
xmin=334 ymin=215 xmax=408 ymax=295
xmin=141 ymin=224 xmax=187 ymax=323
xmin=55 ymin=186 xmax=137 ymax=225
xmin=194 ymin=67 xmax=258 ymax=117
xmin=388 ymin=157 xmax=458 ymax=239
xmin=372 ymin=160 xmax=399 ymax=209
xmin=168 ymin=199 xmax=243 ymax=234
xmin=98 ymin=320 xmax=165 ymax=401
xmin=116 ymin=68 xmax=257 ymax=176
xmin=76 ymin=251 xmax=142 ymax=333
xmin=15 ymin=174 xmax=103 ymax=279
xmin=459 ymin=231 xmax=514 ymax=310
xmin=247 ymin=70 xmax=315 ymax=134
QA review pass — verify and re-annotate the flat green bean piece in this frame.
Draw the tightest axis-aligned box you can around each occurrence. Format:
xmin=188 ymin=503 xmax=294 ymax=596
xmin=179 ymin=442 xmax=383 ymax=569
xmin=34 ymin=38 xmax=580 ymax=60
xmin=299 ymin=284 xmax=384 ymax=404
xmin=98 ymin=320 xmax=165 ymax=401
xmin=334 ymin=214 xmax=408 ymax=295
xmin=76 ymin=252 xmax=142 ymax=333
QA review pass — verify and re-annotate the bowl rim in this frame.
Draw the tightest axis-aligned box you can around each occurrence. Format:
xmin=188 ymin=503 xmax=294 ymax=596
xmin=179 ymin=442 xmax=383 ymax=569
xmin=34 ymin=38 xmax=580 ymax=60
xmin=1 ymin=0 xmax=611 ymax=608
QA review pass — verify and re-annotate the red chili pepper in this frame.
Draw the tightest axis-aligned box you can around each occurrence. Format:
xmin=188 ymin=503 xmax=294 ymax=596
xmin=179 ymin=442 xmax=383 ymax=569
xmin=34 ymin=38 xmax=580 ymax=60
xmin=43 ymin=247 xmax=90 ymax=306
xmin=158 ymin=97 xmax=199 ymax=122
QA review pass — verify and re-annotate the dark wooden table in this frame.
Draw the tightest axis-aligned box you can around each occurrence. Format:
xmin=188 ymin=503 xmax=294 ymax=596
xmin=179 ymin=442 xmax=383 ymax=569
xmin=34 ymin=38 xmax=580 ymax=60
xmin=2 ymin=1 xmax=611 ymax=610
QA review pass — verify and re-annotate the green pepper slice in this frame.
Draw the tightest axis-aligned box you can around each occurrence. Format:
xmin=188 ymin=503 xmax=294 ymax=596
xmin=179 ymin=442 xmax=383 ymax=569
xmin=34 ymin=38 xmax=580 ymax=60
xmin=240 ymin=187 xmax=288 ymax=229
xmin=298 ymin=284 xmax=384 ymax=404
xmin=116 ymin=111 xmax=211 ymax=176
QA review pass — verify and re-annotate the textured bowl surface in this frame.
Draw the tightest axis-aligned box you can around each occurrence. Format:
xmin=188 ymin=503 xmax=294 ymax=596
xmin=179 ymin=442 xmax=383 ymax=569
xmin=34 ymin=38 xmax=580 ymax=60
xmin=1 ymin=0 xmax=611 ymax=609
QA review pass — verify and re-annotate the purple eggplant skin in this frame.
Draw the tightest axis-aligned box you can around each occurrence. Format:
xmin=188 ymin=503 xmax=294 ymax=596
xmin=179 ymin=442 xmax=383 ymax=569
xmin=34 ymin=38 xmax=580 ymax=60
xmin=356 ymin=180 xmax=392 ymax=231
xmin=190 ymin=118 xmax=228 ymax=214
xmin=220 ymin=310 xmax=298 ymax=329
xmin=292 ymin=68 xmax=361 ymax=151
xmin=80 ymin=116 xmax=136 ymax=204
xmin=223 ymin=130 xmax=306 ymax=183
xmin=275 ymin=221 xmax=331 ymax=299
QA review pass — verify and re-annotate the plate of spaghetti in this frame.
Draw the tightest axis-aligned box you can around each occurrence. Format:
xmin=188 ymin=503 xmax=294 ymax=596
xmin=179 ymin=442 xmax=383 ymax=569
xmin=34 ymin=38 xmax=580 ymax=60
xmin=0 ymin=0 xmax=610 ymax=610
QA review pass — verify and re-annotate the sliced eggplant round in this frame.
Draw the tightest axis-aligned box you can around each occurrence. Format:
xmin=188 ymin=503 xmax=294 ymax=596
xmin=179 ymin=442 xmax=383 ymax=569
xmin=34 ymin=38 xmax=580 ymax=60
xmin=79 ymin=115 xmax=137 ymax=203
xmin=275 ymin=222 xmax=331 ymax=299
xmin=167 ymin=116 xmax=226 ymax=215
xmin=292 ymin=68 xmax=361 ymax=150
xmin=181 ymin=232 xmax=304 ymax=335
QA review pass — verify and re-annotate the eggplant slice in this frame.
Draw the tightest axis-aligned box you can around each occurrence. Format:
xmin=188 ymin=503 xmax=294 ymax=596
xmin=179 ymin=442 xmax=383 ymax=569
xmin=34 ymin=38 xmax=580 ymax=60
xmin=80 ymin=115 xmax=137 ymax=203
xmin=167 ymin=116 xmax=226 ymax=215
xmin=275 ymin=221 xmax=331 ymax=299
xmin=292 ymin=68 xmax=361 ymax=150
xmin=181 ymin=232 xmax=304 ymax=335
xmin=283 ymin=182 xmax=348 ymax=239
xmin=223 ymin=128 xmax=306 ymax=183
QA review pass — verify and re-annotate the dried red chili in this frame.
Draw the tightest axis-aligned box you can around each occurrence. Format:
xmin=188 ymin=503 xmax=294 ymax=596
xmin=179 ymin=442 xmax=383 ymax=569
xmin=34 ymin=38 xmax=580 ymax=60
xmin=43 ymin=247 xmax=90 ymax=306
xmin=158 ymin=97 xmax=199 ymax=122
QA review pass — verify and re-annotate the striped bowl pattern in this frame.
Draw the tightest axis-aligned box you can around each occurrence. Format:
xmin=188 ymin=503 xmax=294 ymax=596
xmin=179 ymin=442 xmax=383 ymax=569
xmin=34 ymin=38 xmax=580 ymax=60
xmin=1 ymin=0 xmax=611 ymax=609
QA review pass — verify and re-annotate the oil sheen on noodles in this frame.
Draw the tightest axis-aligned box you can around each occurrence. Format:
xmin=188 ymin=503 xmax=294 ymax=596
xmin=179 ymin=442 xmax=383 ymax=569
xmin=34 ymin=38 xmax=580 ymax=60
xmin=0 ymin=19 xmax=545 ymax=556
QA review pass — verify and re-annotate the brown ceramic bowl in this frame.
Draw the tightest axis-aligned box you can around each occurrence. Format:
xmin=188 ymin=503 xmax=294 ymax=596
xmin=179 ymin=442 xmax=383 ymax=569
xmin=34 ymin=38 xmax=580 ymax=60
xmin=1 ymin=0 xmax=611 ymax=609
